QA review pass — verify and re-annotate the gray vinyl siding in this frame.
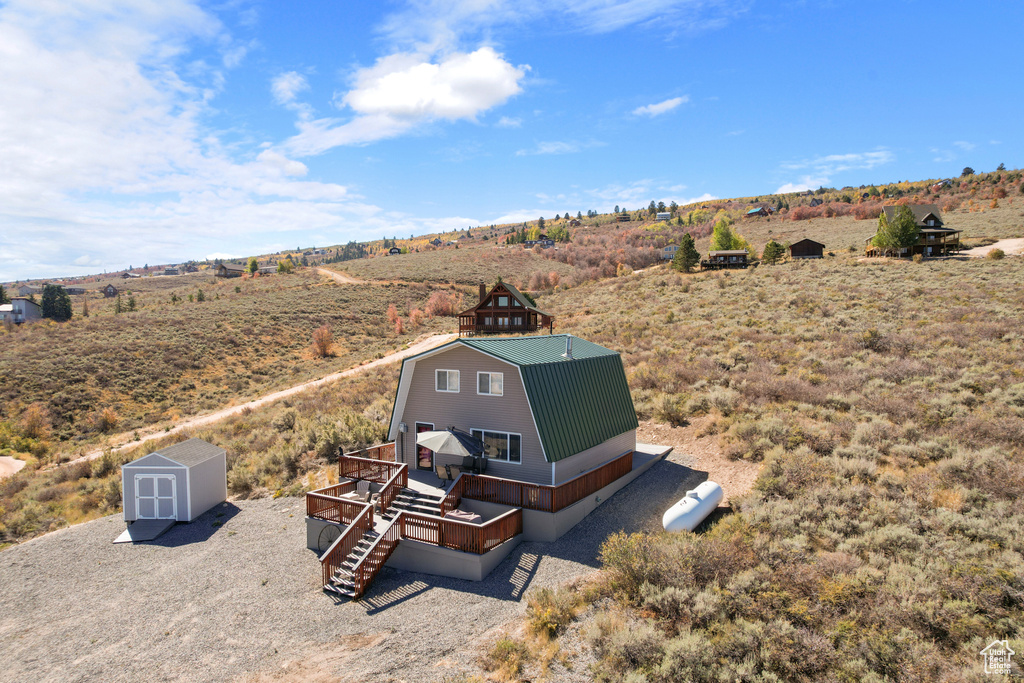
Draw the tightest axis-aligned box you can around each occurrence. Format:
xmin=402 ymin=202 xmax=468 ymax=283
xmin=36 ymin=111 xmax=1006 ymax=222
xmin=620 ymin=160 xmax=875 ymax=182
xmin=551 ymin=430 xmax=636 ymax=485
xmin=185 ymin=454 xmax=228 ymax=521
xmin=395 ymin=345 xmax=551 ymax=485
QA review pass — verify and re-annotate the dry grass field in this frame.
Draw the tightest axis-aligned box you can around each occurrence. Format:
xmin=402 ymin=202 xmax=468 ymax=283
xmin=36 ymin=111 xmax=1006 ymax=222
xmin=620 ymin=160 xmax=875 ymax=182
xmin=0 ymin=271 xmax=452 ymax=457
xmin=478 ymin=255 xmax=1024 ymax=682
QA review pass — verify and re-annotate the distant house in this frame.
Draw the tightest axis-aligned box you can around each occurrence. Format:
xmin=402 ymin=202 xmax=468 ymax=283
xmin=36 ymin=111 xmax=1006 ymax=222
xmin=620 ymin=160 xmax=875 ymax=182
xmin=0 ymin=298 xmax=42 ymax=325
xmin=103 ymin=284 xmax=118 ymax=298
xmin=865 ymin=204 xmax=961 ymax=257
xmin=458 ymin=281 xmax=554 ymax=336
xmin=257 ymin=266 xmax=276 ymax=275
xmin=809 ymin=198 xmax=823 ymax=207
xmin=64 ymin=287 xmax=85 ymax=295
xmin=662 ymin=244 xmax=679 ymax=260
xmin=430 ymin=238 xmax=443 ymax=247
xmin=17 ymin=285 xmax=42 ymax=297
xmin=615 ymin=214 xmax=631 ymax=222
xmin=789 ymin=238 xmax=825 ymax=259
xmin=568 ymin=218 xmax=581 ymax=227
xmin=163 ymin=267 xmax=179 ymax=276
xmin=524 ymin=239 xmax=555 ymax=248
xmin=745 ymin=207 xmax=770 ymax=218
xmin=655 ymin=212 xmax=671 ymax=221
xmin=184 ymin=264 xmax=199 ymax=273
xmin=703 ymin=250 xmax=749 ymax=269
xmin=214 ymin=263 xmax=247 ymax=278
xmin=388 ymin=247 xmax=402 ymax=255
xmin=121 ymin=272 xmax=141 ymax=279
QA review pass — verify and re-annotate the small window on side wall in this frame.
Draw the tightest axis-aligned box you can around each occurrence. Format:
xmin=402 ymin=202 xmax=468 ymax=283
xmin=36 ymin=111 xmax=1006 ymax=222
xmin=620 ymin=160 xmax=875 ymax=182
xmin=477 ymin=371 xmax=503 ymax=396
xmin=436 ymin=369 xmax=460 ymax=393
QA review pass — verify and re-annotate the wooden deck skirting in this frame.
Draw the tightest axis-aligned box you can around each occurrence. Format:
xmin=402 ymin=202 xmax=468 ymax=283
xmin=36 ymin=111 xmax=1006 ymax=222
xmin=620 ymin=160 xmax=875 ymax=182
xmin=441 ymin=450 xmax=634 ymax=515
xmin=320 ymin=504 xmax=373 ymax=588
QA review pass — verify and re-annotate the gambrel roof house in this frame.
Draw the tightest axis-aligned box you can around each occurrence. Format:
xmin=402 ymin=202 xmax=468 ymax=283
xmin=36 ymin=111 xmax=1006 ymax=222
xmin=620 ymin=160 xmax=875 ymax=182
xmin=387 ymin=334 xmax=638 ymax=486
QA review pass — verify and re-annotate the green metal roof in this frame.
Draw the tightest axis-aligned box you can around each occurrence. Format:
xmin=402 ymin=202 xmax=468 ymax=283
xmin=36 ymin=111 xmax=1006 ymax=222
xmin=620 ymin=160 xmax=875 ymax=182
xmin=462 ymin=335 xmax=638 ymax=462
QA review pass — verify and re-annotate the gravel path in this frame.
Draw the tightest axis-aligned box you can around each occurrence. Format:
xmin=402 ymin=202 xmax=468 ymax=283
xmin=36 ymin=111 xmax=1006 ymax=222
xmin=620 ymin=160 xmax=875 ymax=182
xmin=963 ymin=237 xmax=1024 ymax=257
xmin=0 ymin=455 xmax=25 ymax=479
xmin=0 ymin=448 xmax=703 ymax=683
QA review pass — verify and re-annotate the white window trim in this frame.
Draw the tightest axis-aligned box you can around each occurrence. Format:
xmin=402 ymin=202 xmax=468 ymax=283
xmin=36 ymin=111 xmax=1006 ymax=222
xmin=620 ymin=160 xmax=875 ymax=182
xmin=435 ymin=369 xmax=460 ymax=393
xmin=471 ymin=428 xmax=522 ymax=465
xmin=476 ymin=371 xmax=503 ymax=396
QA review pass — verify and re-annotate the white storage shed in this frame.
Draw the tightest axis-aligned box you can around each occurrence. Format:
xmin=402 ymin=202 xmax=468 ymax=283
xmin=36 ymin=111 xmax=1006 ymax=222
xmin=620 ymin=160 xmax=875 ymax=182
xmin=121 ymin=439 xmax=227 ymax=523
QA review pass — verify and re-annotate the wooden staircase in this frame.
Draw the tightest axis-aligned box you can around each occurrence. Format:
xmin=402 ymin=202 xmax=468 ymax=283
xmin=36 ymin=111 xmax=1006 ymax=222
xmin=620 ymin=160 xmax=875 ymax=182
xmin=324 ymin=487 xmax=443 ymax=598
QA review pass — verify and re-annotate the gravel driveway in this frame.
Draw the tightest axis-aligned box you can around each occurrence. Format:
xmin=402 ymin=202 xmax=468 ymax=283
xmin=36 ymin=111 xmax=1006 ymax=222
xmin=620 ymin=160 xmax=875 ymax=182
xmin=0 ymin=449 xmax=703 ymax=683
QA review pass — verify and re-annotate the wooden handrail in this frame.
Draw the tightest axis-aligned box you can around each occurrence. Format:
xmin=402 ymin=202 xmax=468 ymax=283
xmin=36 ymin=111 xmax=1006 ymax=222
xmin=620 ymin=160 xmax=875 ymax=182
xmin=306 ymin=492 xmax=372 ymax=526
xmin=377 ymin=463 xmax=408 ymax=514
xmin=339 ymin=455 xmax=405 ymax=484
xmin=350 ymin=513 xmax=404 ymax=598
xmin=319 ymin=504 xmax=373 ymax=588
xmin=342 ymin=442 xmax=395 ymax=462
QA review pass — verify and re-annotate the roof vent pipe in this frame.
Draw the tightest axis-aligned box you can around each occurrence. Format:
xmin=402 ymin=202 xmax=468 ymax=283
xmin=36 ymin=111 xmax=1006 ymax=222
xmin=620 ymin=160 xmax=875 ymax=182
xmin=562 ymin=335 xmax=573 ymax=359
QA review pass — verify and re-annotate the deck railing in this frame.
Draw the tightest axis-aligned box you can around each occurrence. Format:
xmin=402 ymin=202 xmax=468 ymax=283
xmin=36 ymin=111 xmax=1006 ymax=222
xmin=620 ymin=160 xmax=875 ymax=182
xmin=342 ymin=442 xmax=395 ymax=462
xmin=339 ymin=455 xmax=406 ymax=485
xmin=306 ymin=486 xmax=372 ymax=526
xmin=442 ymin=450 xmax=633 ymax=515
xmin=319 ymin=503 xmax=373 ymax=588
xmin=401 ymin=507 xmax=523 ymax=554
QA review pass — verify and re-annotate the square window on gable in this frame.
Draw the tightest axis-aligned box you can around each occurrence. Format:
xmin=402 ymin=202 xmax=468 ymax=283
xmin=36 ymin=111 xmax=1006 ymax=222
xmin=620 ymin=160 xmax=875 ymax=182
xmin=436 ymin=369 xmax=460 ymax=393
xmin=477 ymin=371 xmax=503 ymax=396
xmin=497 ymin=296 xmax=509 ymax=307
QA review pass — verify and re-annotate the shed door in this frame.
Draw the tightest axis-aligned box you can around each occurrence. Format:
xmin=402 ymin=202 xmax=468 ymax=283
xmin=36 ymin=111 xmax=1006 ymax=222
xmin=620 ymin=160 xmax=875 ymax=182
xmin=136 ymin=474 xmax=177 ymax=519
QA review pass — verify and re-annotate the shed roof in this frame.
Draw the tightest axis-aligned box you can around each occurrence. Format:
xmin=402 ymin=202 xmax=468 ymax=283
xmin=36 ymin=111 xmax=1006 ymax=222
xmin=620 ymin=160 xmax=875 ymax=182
xmin=790 ymin=238 xmax=825 ymax=249
xmin=390 ymin=335 xmax=637 ymax=463
xmin=218 ymin=263 xmax=247 ymax=272
xmin=151 ymin=438 xmax=225 ymax=467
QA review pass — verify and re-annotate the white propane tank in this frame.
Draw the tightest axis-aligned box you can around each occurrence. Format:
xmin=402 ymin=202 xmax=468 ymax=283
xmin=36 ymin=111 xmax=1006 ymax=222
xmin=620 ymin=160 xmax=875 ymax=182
xmin=662 ymin=481 xmax=724 ymax=532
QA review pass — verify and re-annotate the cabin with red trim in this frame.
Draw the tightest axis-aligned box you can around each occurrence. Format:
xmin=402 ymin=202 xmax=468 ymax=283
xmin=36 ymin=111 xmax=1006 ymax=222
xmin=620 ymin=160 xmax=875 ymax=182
xmin=458 ymin=281 xmax=554 ymax=336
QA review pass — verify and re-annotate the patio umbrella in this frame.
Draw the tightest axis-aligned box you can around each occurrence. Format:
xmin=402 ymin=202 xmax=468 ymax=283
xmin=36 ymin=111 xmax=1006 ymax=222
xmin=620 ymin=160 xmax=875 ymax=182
xmin=415 ymin=429 xmax=487 ymax=457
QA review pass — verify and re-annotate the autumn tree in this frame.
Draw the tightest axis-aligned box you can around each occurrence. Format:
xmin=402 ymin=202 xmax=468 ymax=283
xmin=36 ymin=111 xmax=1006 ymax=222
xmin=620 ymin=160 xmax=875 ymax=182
xmin=872 ymin=205 xmax=919 ymax=257
xmin=247 ymin=257 xmax=259 ymax=274
xmin=312 ymin=324 xmax=334 ymax=358
xmin=710 ymin=218 xmax=735 ymax=251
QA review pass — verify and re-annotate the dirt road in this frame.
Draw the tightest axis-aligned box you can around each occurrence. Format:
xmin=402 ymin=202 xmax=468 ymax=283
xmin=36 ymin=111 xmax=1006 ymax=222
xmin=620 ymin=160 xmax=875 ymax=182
xmin=0 ymin=455 xmax=26 ymax=479
xmin=313 ymin=267 xmax=365 ymax=284
xmin=61 ymin=333 xmax=458 ymax=467
xmin=963 ymin=238 xmax=1024 ymax=257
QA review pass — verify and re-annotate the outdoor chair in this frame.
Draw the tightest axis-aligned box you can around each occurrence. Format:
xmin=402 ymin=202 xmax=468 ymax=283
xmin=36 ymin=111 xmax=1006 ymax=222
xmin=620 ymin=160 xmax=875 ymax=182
xmin=435 ymin=464 xmax=450 ymax=484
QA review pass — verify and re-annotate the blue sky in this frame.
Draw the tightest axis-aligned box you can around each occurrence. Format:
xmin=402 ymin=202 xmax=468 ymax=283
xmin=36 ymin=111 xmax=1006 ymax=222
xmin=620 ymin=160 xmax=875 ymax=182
xmin=1 ymin=0 xmax=1021 ymax=281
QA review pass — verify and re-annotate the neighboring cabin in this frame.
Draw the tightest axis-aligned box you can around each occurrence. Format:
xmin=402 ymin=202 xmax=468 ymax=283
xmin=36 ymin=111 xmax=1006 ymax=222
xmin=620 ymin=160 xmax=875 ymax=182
xmin=103 ymin=284 xmax=118 ymax=298
xmin=745 ymin=207 xmax=771 ymax=218
xmin=214 ymin=263 xmax=247 ymax=278
xmin=388 ymin=247 xmax=402 ymax=255
xmin=865 ymin=204 xmax=961 ymax=257
xmin=662 ymin=244 xmax=679 ymax=260
xmin=387 ymin=334 xmax=638 ymax=486
xmin=458 ymin=281 xmax=554 ymax=337
xmin=789 ymin=238 xmax=825 ymax=259
xmin=0 ymin=297 xmax=42 ymax=325
xmin=703 ymin=250 xmax=749 ymax=269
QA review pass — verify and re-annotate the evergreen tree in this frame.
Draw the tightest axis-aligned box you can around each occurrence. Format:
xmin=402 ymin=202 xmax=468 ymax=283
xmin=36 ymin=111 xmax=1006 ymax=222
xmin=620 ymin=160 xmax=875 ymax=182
xmin=672 ymin=234 xmax=700 ymax=273
xmin=247 ymin=257 xmax=259 ymax=274
xmin=115 ymin=293 xmax=123 ymax=314
xmin=127 ymin=295 xmax=137 ymax=312
xmin=762 ymin=240 xmax=786 ymax=264
xmin=614 ymin=205 xmax=620 ymax=214
xmin=82 ymin=298 xmax=89 ymax=317
xmin=197 ymin=289 xmax=206 ymax=302
xmin=0 ymin=284 xmax=9 ymax=304
xmin=41 ymin=284 xmax=72 ymax=322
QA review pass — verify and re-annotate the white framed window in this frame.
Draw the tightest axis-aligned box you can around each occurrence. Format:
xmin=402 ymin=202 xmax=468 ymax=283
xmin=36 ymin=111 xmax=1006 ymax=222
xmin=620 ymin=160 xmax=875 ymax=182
xmin=471 ymin=429 xmax=522 ymax=463
xmin=477 ymin=372 xmax=503 ymax=396
xmin=435 ymin=369 xmax=460 ymax=393
xmin=497 ymin=296 xmax=509 ymax=307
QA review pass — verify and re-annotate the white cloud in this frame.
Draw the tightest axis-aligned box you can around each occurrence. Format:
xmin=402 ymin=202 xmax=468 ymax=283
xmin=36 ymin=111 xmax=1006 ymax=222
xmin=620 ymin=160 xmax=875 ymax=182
xmin=256 ymin=150 xmax=308 ymax=177
xmin=496 ymin=116 xmax=522 ymax=128
xmin=953 ymin=140 xmax=975 ymax=152
xmin=281 ymin=47 xmax=527 ymax=156
xmin=73 ymin=254 xmax=101 ymax=267
xmin=632 ymin=96 xmax=687 ymax=117
xmin=515 ymin=139 xmax=603 ymax=156
xmin=775 ymin=178 xmax=829 ymax=194
xmin=271 ymin=71 xmax=309 ymax=105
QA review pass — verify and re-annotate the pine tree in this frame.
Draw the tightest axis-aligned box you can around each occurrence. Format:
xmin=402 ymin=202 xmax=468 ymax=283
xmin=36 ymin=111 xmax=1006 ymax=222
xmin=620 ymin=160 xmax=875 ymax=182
xmin=710 ymin=219 xmax=735 ymax=251
xmin=671 ymin=234 xmax=700 ymax=273
xmin=0 ymin=284 xmax=9 ymax=305
xmin=762 ymin=240 xmax=786 ymax=264
xmin=41 ymin=284 xmax=72 ymax=322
